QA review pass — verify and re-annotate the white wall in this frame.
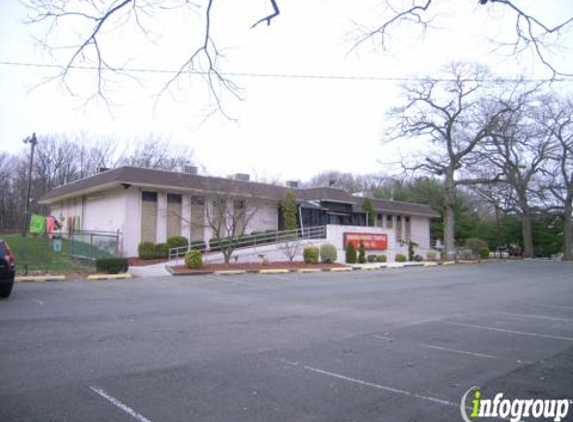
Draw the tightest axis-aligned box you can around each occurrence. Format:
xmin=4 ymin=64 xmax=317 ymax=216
xmin=245 ymin=199 xmax=278 ymax=234
xmin=123 ymin=188 xmax=142 ymax=257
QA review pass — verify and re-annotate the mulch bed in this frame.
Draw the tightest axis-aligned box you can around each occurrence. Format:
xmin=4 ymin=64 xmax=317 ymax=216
xmin=170 ymin=261 xmax=347 ymax=275
xmin=127 ymin=257 xmax=168 ymax=266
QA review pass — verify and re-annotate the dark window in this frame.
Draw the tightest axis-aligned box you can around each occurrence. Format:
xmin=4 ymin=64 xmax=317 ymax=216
xmin=377 ymin=213 xmax=382 ymax=220
xmin=234 ymin=200 xmax=245 ymax=209
xmin=191 ymin=196 xmax=204 ymax=206
xmin=386 ymin=215 xmax=393 ymax=228
xmin=142 ymin=191 xmax=157 ymax=202
xmin=167 ymin=193 xmax=182 ymax=204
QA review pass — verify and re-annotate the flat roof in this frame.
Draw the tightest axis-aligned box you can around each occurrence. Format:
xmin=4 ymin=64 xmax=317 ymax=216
xmin=39 ymin=166 xmax=440 ymax=218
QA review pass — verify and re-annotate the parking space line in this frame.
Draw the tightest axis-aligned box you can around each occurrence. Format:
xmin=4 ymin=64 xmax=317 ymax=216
xmin=442 ymin=321 xmax=573 ymax=342
xmin=282 ymin=360 xmax=457 ymax=407
xmin=491 ymin=310 xmax=573 ymax=323
xmin=90 ymin=386 xmax=154 ymax=422
xmin=420 ymin=344 xmax=532 ymax=365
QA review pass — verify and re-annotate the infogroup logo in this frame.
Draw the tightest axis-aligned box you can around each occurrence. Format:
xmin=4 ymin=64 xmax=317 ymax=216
xmin=460 ymin=386 xmax=571 ymax=422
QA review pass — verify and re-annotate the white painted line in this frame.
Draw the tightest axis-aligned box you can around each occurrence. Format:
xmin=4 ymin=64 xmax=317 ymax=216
xmin=31 ymin=298 xmax=44 ymax=305
xmin=89 ymin=386 xmax=154 ymax=422
xmin=372 ymin=334 xmax=394 ymax=341
xmin=442 ymin=321 xmax=573 ymax=342
xmin=491 ymin=310 xmax=573 ymax=323
xmin=536 ymin=303 xmax=573 ymax=311
xmin=420 ymin=344 xmax=532 ymax=365
xmin=284 ymin=361 xmax=457 ymax=407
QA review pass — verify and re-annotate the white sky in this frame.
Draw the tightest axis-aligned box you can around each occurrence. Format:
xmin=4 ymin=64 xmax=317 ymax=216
xmin=0 ymin=0 xmax=572 ymax=181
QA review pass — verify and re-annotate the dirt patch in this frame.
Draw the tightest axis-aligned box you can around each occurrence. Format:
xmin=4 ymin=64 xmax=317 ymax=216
xmin=170 ymin=261 xmax=347 ymax=275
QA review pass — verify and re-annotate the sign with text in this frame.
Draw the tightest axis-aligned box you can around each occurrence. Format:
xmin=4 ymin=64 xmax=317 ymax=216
xmin=344 ymin=232 xmax=388 ymax=250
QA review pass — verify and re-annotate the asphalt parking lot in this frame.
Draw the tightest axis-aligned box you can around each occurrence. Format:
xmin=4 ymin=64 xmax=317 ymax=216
xmin=1 ymin=261 xmax=572 ymax=422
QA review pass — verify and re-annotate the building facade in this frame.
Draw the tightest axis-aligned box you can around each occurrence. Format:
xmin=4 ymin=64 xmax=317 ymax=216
xmin=39 ymin=166 xmax=440 ymax=259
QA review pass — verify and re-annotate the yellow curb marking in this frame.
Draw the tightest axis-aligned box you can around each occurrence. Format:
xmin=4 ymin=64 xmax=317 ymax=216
xmin=297 ymin=269 xmax=322 ymax=273
xmin=329 ymin=267 xmax=353 ymax=272
xmin=259 ymin=269 xmax=290 ymax=274
xmin=15 ymin=275 xmax=66 ymax=283
xmin=214 ymin=270 xmax=247 ymax=276
xmin=87 ymin=273 xmax=133 ymax=281
xmin=442 ymin=261 xmax=455 ymax=266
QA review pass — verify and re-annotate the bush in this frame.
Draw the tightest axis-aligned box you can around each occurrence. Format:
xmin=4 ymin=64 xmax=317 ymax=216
xmin=464 ymin=238 xmax=488 ymax=254
xmin=414 ymin=254 xmax=424 ymax=262
xmin=408 ymin=241 xmax=418 ymax=261
xmin=167 ymin=235 xmax=189 ymax=250
xmin=303 ymin=246 xmax=319 ymax=264
xmin=459 ymin=249 xmax=474 ymax=260
xmin=95 ymin=257 xmax=128 ymax=274
xmin=376 ymin=254 xmax=387 ymax=263
xmin=138 ymin=241 xmax=155 ymax=260
xmin=367 ymin=254 xmax=377 ymax=263
xmin=154 ymin=243 xmax=169 ymax=259
xmin=320 ymin=243 xmax=338 ymax=263
xmin=345 ymin=242 xmax=357 ymax=264
xmin=479 ymin=248 xmax=490 ymax=259
xmin=358 ymin=240 xmax=366 ymax=264
xmin=395 ymin=253 xmax=407 ymax=262
xmin=185 ymin=250 xmax=202 ymax=269
xmin=426 ymin=251 xmax=437 ymax=261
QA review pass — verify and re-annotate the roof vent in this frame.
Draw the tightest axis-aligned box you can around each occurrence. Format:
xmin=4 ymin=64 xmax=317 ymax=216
xmin=286 ymin=180 xmax=299 ymax=189
xmin=183 ymin=165 xmax=198 ymax=175
xmin=234 ymin=173 xmax=250 ymax=182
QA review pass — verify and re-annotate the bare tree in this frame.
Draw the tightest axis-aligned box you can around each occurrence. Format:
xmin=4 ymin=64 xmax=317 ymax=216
xmin=304 ymin=171 xmax=391 ymax=194
xmin=387 ymin=62 xmax=516 ymax=258
xmin=204 ymin=193 xmax=262 ymax=264
xmin=24 ymin=0 xmax=281 ymax=113
xmin=354 ymin=0 xmax=573 ymax=77
xmin=539 ymin=96 xmax=573 ymax=261
xmin=117 ymin=135 xmax=194 ymax=170
xmin=476 ymin=92 xmax=555 ymax=257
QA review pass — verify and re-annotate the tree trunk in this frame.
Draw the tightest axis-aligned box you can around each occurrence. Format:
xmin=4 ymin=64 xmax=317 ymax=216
xmin=443 ymin=171 xmax=456 ymax=260
xmin=521 ymin=209 xmax=534 ymax=258
xmin=563 ymin=199 xmax=573 ymax=261
xmin=223 ymin=249 xmax=232 ymax=265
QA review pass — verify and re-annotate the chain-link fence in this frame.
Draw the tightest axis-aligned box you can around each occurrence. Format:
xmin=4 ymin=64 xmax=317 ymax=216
xmin=69 ymin=230 xmax=121 ymax=260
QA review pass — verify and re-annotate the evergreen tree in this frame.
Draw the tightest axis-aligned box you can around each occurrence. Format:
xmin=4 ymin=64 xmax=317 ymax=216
xmin=362 ymin=198 xmax=375 ymax=227
xmin=282 ymin=191 xmax=299 ymax=231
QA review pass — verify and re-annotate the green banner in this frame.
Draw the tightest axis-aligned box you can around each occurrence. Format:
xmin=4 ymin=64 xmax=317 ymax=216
xmin=29 ymin=214 xmax=46 ymax=234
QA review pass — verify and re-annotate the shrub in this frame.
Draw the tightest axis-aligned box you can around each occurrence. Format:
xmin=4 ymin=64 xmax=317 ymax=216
xmin=459 ymin=249 xmax=474 ymax=260
xmin=345 ymin=242 xmax=357 ymax=264
xmin=426 ymin=251 xmax=437 ymax=261
xmin=464 ymin=238 xmax=488 ymax=254
xmin=414 ymin=254 xmax=424 ymax=262
xmin=303 ymin=246 xmax=319 ymax=264
xmin=185 ymin=250 xmax=202 ymax=269
xmin=358 ymin=240 xmax=366 ymax=264
xmin=408 ymin=241 xmax=418 ymax=261
xmin=376 ymin=254 xmax=387 ymax=263
xmin=95 ymin=257 xmax=128 ymax=274
xmin=282 ymin=191 xmax=299 ymax=231
xmin=395 ymin=253 xmax=407 ymax=262
xmin=479 ymin=248 xmax=490 ymax=260
xmin=320 ymin=243 xmax=338 ymax=263
xmin=138 ymin=241 xmax=155 ymax=260
xmin=367 ymin=254 xmax=377 ymax=263
xmin=167 ymin=235 xmax=189 ymax=250
xmin=154 ymin=243 xmax=169 ymax=259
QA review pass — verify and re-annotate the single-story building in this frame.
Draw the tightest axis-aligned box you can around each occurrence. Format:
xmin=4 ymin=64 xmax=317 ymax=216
xmin=39 ymin=166 xmax=440 ymax=259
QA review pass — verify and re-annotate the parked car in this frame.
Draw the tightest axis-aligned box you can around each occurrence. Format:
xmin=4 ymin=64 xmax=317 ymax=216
xmin=0 ymin=238 xmax=15 ymax=298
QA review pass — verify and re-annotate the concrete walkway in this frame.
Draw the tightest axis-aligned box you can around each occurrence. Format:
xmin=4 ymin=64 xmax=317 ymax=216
xmin=128 ymin=262 xmax=172 ymax=277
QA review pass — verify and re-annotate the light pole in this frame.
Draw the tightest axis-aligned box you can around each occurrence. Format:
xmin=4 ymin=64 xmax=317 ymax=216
xmin=22 ymin=133 xmax=38 ymax=237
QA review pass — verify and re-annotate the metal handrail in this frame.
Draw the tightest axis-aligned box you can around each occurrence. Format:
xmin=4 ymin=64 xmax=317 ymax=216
xmin=168 ymin=225 xmax=327 ymax=261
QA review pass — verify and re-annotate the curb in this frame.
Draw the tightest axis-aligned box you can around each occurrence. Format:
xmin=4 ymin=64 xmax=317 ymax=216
xmin=16 ymin=275 xmax=66 ymax=283
xmin=329 ymin=267 xmax=353 ymax=272
xmin=259 ymin=269 xmax=290 ymax=274
xmin=441 ymin=261 xmax=456 ymax=266
xmin=423 ymin=262 xmax=438 ymax=267
xmin=214 ymin=270 xmax=247 ymax=276
xmin=297 ymin=268 xmax=322 ymax=273
xmin=87 ymin=273 xmax=133 ymax=281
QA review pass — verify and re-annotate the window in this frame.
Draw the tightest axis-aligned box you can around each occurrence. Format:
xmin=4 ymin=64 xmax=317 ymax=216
xmin=142 ymin=191 xmax=157 ymax=202
xmin=396 ymin=216 xmax=402 ymax=240
xmin=167 ymin=193 xmax=182 ymax=204
xmin=386 ymin=215 xmax=393 ymax=229
xmin=405 ymin=216 xmax=411 ymax=241
xmin=191 ymin=196 xmax=204 ymax=206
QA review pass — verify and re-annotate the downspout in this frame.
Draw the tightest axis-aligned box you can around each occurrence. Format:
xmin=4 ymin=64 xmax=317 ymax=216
xmin=298 ymin=205 xmax=304 ymax=236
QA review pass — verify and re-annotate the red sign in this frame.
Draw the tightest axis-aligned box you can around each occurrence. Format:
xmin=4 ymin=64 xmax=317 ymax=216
xmin=344 ymin=232 xmax=388 ymax=250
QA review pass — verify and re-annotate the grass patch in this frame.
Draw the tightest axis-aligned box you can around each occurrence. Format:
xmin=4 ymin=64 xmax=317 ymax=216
xmin=1 ymin=234 xmax=94 ymax=275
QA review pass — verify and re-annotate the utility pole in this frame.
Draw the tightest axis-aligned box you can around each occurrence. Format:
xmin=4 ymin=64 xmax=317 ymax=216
xmin=22 ymin=133 xmax=38 ymax=237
